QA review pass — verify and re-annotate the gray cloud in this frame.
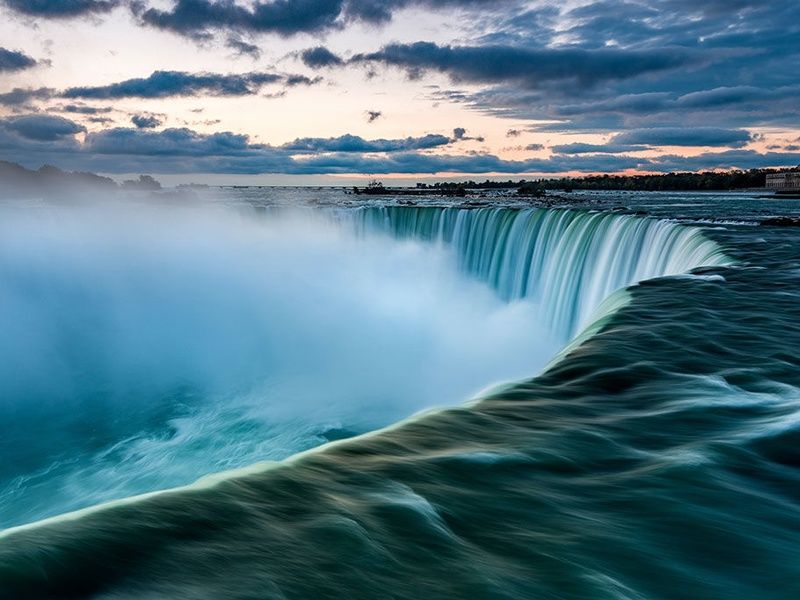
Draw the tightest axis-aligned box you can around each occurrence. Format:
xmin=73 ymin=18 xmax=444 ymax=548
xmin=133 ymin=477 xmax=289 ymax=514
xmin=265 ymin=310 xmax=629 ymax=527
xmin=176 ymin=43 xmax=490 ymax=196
xmin=282 ymin=133 xmax=452 ymax=153
xmin=452 ymin=127 xmax=484 ymax=142
xmin=611 ymin=127 xmax=753 ymax=148
xmin=131 ymin=114 xmax=163 ymax=129
xmin=226 ymin=36 xmax=261 ymax=59
xmin=1 ymin=114 xmax=86 ymax=141
xmin=1 ymin=0 xmax=118 ymax=18
xmin=301 ymin=46 xmax=345 ymax=69
xmin=63 ymin=70 xmax=292 ymax=99
xmin=351 ymin=42 xmax=692 ymax=90
xmin=285 ymin=74 xmax=322 ymax=86
xmin=419 ymin=0 xmax=800 ymax=135
xmin=134 ymin=0 xmax=519 ymax=39
xmin=551 ymin=143 xmax=647 ymax=154
xmin=0 ymin=87 xmax=54 ymax=106
xmin=0 ymin=47 xmax=38 ymax=72
xmin=60 ymin=103 xmax=113 ymax=115
xmin=3 ymin=119 xmax=799 ymax=176
xmin=645 ymin=150 xmax=800 ymax=172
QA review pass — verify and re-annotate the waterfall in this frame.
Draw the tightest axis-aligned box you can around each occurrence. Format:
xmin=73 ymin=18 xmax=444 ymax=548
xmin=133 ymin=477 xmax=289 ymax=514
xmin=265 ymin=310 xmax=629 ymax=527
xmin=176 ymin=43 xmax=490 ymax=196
xmin=348 ymin=206 xmax=731 ymax=340
xmin=0 ymin=201 xmax=732 ymax=528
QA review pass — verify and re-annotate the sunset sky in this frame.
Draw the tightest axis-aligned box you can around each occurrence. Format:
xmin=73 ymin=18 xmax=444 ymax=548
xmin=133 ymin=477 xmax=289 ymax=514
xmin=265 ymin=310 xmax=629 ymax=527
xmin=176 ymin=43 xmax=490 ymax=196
xmin=1 ymin=0 xmax=798 ymax=183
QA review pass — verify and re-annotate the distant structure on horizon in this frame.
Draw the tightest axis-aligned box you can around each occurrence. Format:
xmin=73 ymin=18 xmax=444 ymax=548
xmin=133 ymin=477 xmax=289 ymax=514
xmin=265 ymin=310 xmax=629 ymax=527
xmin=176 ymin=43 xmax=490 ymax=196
xmin=766 ymin=172 xmax=800 ymax=193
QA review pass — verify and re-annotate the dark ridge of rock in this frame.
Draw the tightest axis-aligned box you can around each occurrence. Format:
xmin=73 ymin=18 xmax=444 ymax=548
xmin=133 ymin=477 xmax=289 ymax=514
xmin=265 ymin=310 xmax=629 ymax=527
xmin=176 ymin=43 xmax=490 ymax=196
xmin=761 ymin=217 xmax=800 ymax=227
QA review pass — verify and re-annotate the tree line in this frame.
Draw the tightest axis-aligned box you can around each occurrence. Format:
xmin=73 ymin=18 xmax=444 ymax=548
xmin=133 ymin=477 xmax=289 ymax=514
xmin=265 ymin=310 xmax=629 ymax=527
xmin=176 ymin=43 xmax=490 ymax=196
xmin=414 ymin=167 xmax=800 ymax=193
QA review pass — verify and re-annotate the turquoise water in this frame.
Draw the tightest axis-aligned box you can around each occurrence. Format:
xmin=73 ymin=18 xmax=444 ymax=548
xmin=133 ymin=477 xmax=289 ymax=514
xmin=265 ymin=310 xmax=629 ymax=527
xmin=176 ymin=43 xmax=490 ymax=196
xmin=1 ymin=190 xmax=798 ymax=599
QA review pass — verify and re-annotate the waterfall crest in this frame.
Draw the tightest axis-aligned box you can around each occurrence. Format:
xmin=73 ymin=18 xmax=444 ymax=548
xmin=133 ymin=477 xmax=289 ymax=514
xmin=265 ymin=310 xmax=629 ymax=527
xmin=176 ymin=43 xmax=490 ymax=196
xmin=350 ymin=207 xmax=731 ymax=339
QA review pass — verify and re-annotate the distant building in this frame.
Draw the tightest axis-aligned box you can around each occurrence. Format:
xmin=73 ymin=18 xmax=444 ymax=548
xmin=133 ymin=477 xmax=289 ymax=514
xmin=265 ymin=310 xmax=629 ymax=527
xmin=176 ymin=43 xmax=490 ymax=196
xmin=766 ymin=172 xmax=800 ymax=192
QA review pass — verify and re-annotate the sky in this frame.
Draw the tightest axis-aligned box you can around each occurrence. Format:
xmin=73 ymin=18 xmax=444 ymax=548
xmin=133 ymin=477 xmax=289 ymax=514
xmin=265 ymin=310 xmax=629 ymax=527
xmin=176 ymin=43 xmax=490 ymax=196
xmin=0 ymin=0 xmax=799 ymax=184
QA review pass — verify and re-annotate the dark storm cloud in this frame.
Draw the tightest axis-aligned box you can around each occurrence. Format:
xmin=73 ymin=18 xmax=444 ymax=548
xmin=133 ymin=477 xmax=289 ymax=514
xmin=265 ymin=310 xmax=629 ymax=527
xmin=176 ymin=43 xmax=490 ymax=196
xmin=131 ymin=114 xmax=163 ymax=128
xmin=301 ymin=47 xmax=345 ymax=69
xmin=1 ymin=114 xmax=85 ymax=141
xmin=351 ymin=42 xmax=691 ymax=89
xmin=1 ymin=0 xmax=118 ymax=17
xmin=611 ymin=127 xmax=753 ymax=148
xmin=63 ymin=70 xmax=288 ymax=99
xmin=282 ymin=133 xmax=452 ymax=153
xmin=133 ymin=0 xmax=518 ymax=39
xmin=0 ymin=47 xmax=38 ymax=72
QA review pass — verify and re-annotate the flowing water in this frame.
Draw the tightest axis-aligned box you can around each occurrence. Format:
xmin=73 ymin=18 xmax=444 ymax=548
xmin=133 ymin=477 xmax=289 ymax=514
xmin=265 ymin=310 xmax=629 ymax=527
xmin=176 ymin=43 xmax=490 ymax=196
xmin=0 ymin=189 xmax=798 ymax=599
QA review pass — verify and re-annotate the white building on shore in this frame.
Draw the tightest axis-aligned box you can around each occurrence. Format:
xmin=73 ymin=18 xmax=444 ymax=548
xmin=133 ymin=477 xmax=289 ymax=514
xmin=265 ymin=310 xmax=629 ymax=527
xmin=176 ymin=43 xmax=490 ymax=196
xmin=766 ymin=172 xmax=800 ymax=192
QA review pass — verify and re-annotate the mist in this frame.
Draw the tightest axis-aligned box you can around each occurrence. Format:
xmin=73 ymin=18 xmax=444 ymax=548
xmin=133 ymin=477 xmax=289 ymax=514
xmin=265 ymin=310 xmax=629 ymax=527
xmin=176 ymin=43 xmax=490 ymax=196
xmin=0 ymin=198 xmax=559 ymax=526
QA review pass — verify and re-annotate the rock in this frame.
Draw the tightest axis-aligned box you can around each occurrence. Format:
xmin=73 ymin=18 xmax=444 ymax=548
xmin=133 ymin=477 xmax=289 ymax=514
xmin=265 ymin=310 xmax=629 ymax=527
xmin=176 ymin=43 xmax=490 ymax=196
xmin=761 ymin=217 xmax=800 ymax=227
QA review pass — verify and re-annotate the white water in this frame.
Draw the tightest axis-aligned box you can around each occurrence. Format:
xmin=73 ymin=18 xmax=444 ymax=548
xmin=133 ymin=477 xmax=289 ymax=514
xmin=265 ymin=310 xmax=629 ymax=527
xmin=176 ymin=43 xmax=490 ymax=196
xmin=0 ymin=201 xmax=560 ymax=527
xmin=351 ymin=206 xmax=730 ymax=338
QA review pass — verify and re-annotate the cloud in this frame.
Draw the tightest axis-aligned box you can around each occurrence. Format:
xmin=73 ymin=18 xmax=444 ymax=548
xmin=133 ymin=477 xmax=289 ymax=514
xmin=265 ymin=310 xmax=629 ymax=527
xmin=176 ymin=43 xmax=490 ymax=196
xmin=416 ymin=0 xmax=800 ymax=135
xmin=0 ymin=47 xmax=38 ymax=72
xmin=644 ymin=150 xmax=800 ymax=172
xmin=0 ymin=87 xmax=54 ymax=106
xmin=1 ymin=0 xmax=118 ymax=18
xmin=1 ymin=114 xmax=85 ymax=141
xmin=134 ymin=0 xmax=520 ymax=39
xmin=285 ymin=74 xmax=322 ymax=86
xmin=366 ymin=110 xmax=382 ymax=123
xmin=551 ymin=143 xmax=647 ymax=154
xmin=62 ymin=70 xmax=288 ymax=98
xmin=83 ymin=127 xmax=257 ymax=156
xmin=301 ymin=46 xmax=345 ymax=68
xmin=226 ymin=36 xmax=261 ymax=59
xmin=3 ymin=122 xmax=799 ymax=176
xmin=281 ymin=133 xmax=452 ymax=153
xmin=135 ymin=0 xmax=346 ymax=38
xmin=525 ymin=143 xmax=544 ymax=151
xmin=131 ymin=114 xmax=163 ymax=129
xmin=452 ymin=127 xmax=484 ymax=142
xmin=352 ymin=42 xmax=692 ymax=90
xmin=506 ymin=129 xmax=521 ymax=137
xmin=611 ymin=127 xmax=753 ymax=148
xmin=674 ymin=85 xmax=800 ymax=110
xmin=61 ymin=103 xmax=113 ymax=115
